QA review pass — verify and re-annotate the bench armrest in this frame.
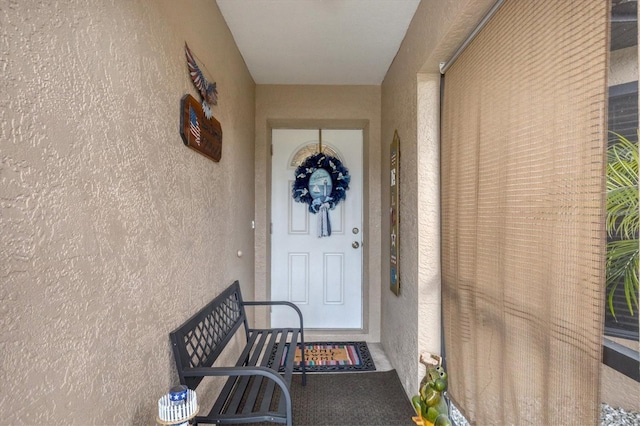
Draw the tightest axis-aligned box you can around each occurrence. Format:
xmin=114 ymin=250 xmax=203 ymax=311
xmin=184 ymin=366 xmax=294 ymax=425
xmin=242 ymin=301 xmax=304 ymax=330
xmin=183 ymin=366 xmax=292 ymax=398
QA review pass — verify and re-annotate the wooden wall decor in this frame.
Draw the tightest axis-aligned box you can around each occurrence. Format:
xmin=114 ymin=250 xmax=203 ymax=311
xmin=390 ymin=130 xmax=400 ymax=296
xmin=180 ymin=94 xmax=222 ymax=162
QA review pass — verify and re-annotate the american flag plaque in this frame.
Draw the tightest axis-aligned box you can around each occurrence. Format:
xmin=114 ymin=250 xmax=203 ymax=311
xmin=180 ymin=94 xmax=222 ymax=162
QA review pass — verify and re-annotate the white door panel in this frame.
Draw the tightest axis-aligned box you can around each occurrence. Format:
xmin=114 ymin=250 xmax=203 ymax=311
xmin=271 ymin=129 xmax=363 ymax=329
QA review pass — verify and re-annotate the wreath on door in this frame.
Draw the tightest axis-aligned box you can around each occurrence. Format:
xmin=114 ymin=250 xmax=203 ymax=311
xmin=292 ymin=153 xmax=350 ymax=237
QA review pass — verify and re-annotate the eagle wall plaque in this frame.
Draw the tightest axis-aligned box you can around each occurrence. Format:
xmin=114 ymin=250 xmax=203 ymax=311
xmin=181 ymin=42 xmax=222 ymax=162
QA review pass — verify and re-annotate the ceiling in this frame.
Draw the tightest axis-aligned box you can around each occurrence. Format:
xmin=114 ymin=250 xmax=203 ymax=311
xmin=216 ymin=0 xmax=421 ymax=85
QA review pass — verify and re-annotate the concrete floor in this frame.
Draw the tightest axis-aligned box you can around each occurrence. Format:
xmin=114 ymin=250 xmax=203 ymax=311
xmin=367 ymin=342 xmax=393 ymax=371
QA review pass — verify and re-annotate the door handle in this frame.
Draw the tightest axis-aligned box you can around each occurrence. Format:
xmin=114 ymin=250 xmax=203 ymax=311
xmin=352 ymin=241 xmax=360 ymax=249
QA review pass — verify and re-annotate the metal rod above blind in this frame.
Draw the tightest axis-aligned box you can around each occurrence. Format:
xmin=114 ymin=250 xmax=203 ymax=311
xmin=439 ymin=0 xmax=505 ymax=74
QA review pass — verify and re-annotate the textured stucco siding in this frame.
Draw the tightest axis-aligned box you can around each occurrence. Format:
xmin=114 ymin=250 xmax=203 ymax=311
xmin=610 ymin=46 xmax=638 ymax=86
xmin=1 ymin=1 xmax=255 ymax=423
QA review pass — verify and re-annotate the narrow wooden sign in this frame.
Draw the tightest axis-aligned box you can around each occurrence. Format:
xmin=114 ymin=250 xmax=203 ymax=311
xmin=180 ymin=94 xmax=222 ymax=162
xmin=390 ymin=130 xmax=400 ymax=296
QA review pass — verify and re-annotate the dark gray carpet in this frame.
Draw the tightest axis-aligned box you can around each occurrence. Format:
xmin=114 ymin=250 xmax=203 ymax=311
xmin=259 ymin=370 xmax=416 ymax=426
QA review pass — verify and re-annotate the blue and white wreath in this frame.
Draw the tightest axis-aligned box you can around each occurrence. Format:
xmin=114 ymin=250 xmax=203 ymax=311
xmin=292 ymin=153 xmax=350 ymax=237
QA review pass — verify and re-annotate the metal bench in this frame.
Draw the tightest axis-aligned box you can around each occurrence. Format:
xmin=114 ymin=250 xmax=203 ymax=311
xmin=169 ymin=281 xmax=306 ymax=425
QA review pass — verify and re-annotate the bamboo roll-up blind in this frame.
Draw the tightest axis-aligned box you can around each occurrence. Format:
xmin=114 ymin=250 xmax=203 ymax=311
xmin=441 ymin=1 xmax=609 ymax=424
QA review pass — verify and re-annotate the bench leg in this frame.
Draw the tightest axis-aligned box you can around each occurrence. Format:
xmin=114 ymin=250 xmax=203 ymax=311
xmin=300 ymin=335 xmax=307 ymax=386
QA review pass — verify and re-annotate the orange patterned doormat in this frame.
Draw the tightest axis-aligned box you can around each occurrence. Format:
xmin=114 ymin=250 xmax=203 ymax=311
xmin=277 ymin=342 xmax=376 ymax=373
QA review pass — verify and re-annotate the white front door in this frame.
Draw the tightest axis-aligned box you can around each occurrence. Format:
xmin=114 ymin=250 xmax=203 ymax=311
xmin=271 ymin=129 xmax=363 ymax=329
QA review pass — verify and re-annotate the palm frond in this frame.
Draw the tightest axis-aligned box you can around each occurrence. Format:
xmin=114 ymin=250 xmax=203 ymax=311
xmin=606 ymin=131 xmax=639 ymax=318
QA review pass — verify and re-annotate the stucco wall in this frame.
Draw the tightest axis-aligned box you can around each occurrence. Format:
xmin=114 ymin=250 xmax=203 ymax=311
xmin=610 ymin=46 xmax=639 ymax=86
xmin=1 ymin=1 xmax=255 ymax=423
xmin=380 ymin=0 xmax=496 ymax=395
xmin=254 ymin=85 xmax=382 ymax=342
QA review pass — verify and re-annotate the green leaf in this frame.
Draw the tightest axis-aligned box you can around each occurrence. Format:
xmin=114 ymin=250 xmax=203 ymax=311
xmin=606 ymin=132 xmax=639 ymax=318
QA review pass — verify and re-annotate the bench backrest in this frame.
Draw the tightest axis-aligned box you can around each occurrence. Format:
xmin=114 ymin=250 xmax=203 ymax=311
xmin=170 ymin=281 xmax=249 ymax=389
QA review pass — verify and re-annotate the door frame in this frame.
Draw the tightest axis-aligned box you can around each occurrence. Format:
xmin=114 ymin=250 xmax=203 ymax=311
xmin=266 ymin=119 xmax=372 ymax=335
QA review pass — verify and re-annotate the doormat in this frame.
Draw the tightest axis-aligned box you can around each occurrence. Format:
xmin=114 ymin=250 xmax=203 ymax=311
xmin=276 ymin=341 xmax=376 ymax=373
